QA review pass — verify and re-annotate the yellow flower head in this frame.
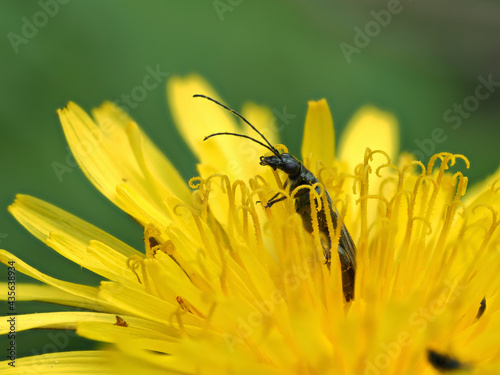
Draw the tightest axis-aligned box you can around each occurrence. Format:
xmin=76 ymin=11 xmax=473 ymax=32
xmin=1 ymin=75 xmax=500 ymax=374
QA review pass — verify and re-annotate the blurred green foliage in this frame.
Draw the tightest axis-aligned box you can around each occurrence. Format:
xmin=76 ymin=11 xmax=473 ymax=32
xmin=0 ymin=0 xmax=499 ymax=357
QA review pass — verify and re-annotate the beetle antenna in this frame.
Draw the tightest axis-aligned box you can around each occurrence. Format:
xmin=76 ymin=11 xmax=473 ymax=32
xmin=194 ymin=94 xmax=282 ymax=158
xmin=203 ymin=132 xmax=279 ymax=155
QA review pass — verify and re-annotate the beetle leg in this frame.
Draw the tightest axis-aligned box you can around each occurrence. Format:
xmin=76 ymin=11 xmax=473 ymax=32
xmin=265 ymin=193 xmax=287 ymax=208
xmin=319 ymin=235 xmax=331 ymax=268
xmin=338 ymin=245 xmax=355 ymax=302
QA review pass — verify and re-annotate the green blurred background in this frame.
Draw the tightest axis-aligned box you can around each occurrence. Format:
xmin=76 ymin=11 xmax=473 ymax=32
xmin=1 ymin=0 xmax=499 ymax=358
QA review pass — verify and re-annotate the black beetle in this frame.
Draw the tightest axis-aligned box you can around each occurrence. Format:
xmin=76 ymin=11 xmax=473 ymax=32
xmin=194 ymin=94 xmax=356 ymax=302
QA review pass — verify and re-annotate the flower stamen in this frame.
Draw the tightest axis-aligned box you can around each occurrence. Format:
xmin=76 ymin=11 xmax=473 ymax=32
xmin=126 ymin=255 xmax=146 ymax=286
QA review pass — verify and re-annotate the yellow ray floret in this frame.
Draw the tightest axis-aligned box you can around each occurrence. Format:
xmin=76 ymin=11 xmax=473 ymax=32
xmin=1 ymin=75 xmax=500 ymax=374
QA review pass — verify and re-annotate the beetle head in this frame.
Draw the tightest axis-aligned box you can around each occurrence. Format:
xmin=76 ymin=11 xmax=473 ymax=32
xmin=260 ymin=153 xmax=301 ymax=176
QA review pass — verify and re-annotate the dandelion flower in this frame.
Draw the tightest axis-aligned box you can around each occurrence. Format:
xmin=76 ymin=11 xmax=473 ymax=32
xmin=1 ymin=75 xmax=500 ymax=374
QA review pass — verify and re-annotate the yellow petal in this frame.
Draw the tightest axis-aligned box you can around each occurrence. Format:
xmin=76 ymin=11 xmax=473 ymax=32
xmin=58 ymin=102 xmax=140 ymax=205
xmin=86 ymin=241 xmax=140 ymax=286
xmin=338 ymin=106 xmax=399 ymax=167
xmin=0 ymin=351 xmax=112 ymax=374
xmin=125 ymin=120 xmax=190 ymax=203
xmin=464 ymin=165 xmax=500 ymax=207
xmin=289 ymin=305 xmax=334 ymax=372
xmin=239 ymin=101 xmax=280 ymax=174
xmin=58 ymin=102 xmax=178 ymax=222
xmin=115 ymin=183 xmax=173 ymax=227
xmin=301 ymin=99 xmax=335 ymax=172
xmin=0 ymin=283 xmax=108 ymax=311
xmin=0 ymin=311 xmax=118 ymax=333
xmin=167 ymin=75 xmax=238 ymax=166
xmin=92 ymin=102 xmax=189 ymax=205
xmin=8 ymin=195 xmax=142 ymax=273
xmin=111 ymin=341 xmax=198 ymax=374
xmin=0 ymin=251 xmax=115 ymax=311
xmin=76 ymin=321 xmax=178 ymax=350
xmin=167 ymin=75 xmax=275 ymax=184
xmin=241 ymin=102 xmax=279 ymax=147
xmin=98 ymin=281 xmax=204 ymax=329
